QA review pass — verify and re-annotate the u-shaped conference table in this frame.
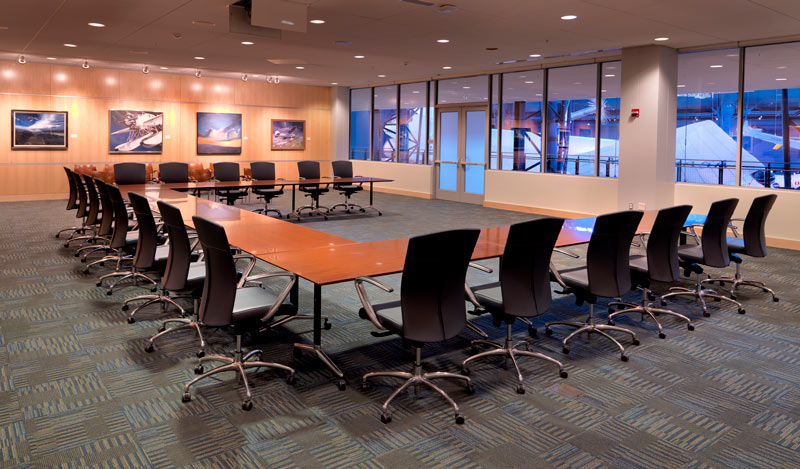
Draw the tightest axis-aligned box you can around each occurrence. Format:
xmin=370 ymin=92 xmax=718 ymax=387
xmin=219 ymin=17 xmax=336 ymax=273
xmin=120 ymin=179 xmax=706 ymax=390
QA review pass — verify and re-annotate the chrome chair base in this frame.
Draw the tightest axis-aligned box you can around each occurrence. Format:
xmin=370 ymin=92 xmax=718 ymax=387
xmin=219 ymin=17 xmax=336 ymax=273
xmin=362 ymin=347 xmax=473 ymax=424
xmin=703 ymin=263 xmax=778 ymax=302
xmin=56 ymin=225 xmax=86 ymax=239
xmin=123 ymin=290 xmax=190 ymax=323
xmin=661 ymin=273 xmax=745 ymax=316
xmin=291 ymin=203 xmax=330 ymax=220
xmin=462 ymin=324 xmax=566 ymax=394
xmin=182 ymin=335 xmax=296 ymax=410
xmin=330 ymin=201 xmax=365 ymax=214
xmin=97 ymin=269 xmax=158 ymax=295
xmin=253 ymin=207 xmax=282 ymax=218
xmin=545 ymin=304 xmax=638 ymax=361
xmin=146 ymin=317 xmax=206 ymax=357
xmin=608 ymin=288 xmax=694 ymax=339
xmin=262 ymin=313 xmax=330 ymax=331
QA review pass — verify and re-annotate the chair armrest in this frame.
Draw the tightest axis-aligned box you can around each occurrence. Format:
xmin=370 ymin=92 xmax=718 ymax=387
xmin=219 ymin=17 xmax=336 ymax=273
xmin=468 ymin=262 xmax=493 ymax=273
xmin=244 ymin=272 xmax=297 ymax=323
xmin=554 ymin=248 xmax=579 ymax=259
xmin=233 ymin=253 xmax=257 ymax=287
xmin=464 ymin=282 xmax=482 ymax=308
xmin=354 ymin=276 xmax=394 ymax=331
xmin=728 ymin=218 xmax=745 ymax=238
xmin=683 ymin=225 xmax=701 ymax=245
xmin=549 ymin=262 xmax=568 ymax=290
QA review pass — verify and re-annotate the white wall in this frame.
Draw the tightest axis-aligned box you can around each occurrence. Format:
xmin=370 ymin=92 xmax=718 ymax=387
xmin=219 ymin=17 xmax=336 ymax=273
xmin=330 ymin=86 xmax=349 ymax=160
xmin=350 ymin=160 xmax=434 ymax=198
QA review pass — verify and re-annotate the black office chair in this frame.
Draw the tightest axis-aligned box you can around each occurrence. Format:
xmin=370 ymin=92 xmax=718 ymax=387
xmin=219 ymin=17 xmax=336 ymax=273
xmin=330 ymin=160 xmax=366 ymax=214
xmin=181 ymin=216 xmax=297 ymax=411
xmin=607 ymin=205 xmax=695 ymax=338
xmin=293 ymin=161 xmax=330 ymax=220
xmin=65 ymin=174 xmax=103 ymax=248
xmin=84 ymin=184 xmax=138 ymax=274
xmin=143 ymin=201 xmax=207 ymax=356
xmin=62 ymin=171 xmax=91 ymax=247
xmin=661 ymin=198 xmax=745 ymax=316
xmin=704 ymin=194 xmax=779 ymax=302
xmin=250 ymin=161 xmax=284 ymax=218
xmin=75 ymin=179 xmax=115 ymax=262
xmin=545 ymin=211 xmax=643 ymax=361
xmin=159 ymin=162 xmax=190 ymax=183
xmin=355 ymin=229 xmax=479 ymax=424
xmin=462 ymin=218 xmax=568 ymax=394
xmin=55 ymin=167 xmax=81 ymax=239
xmin=114 ymin=162 xmax=147 ymax=185
xmin=213 ymin=162 xmax=248 ymax=206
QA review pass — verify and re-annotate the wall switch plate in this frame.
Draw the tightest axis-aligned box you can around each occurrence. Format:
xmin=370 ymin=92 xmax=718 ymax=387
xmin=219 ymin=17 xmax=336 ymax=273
xmin=638 ymin=203 xmax=646 ymax=210
xmin=628 ymin=203 xmax=634 ymax=210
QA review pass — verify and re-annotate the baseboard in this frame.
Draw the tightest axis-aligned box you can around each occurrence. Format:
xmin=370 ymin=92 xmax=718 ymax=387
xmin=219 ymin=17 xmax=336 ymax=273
xmin=765 ymin=236 xmax=800 ymax=251
xmin=483 ymin=200 xmax=595 ymax=219
xmin=372 ymin=186 xmax=433 ymax=199
xmin=0 ymin=193 xmax=67 ymax=202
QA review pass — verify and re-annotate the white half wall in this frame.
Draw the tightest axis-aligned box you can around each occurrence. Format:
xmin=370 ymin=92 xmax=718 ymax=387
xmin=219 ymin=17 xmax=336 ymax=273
xmin=675 ymin=183 xmax=800 ymax=248
xmin=350 ymin=160 xmax=434 ymax=198
xmin=330 ymin=86 xmax=349 ymax=160
xmin=484 ymin=170 xmax=619 ymax=217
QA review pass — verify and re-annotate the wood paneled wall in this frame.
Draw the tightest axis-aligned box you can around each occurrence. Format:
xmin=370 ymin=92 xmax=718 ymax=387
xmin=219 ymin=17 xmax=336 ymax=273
xmin=0 ymin=61 xmax=333 ymax=201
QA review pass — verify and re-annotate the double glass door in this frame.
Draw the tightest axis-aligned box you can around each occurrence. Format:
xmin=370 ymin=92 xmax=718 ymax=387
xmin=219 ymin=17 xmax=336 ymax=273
xmin=435 ymin=106 xmax=487 ymax=203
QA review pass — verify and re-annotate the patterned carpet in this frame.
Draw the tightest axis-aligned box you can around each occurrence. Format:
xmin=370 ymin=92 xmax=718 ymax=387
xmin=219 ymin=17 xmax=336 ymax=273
xmin=1 ymin=190 xmax=800 ymax=468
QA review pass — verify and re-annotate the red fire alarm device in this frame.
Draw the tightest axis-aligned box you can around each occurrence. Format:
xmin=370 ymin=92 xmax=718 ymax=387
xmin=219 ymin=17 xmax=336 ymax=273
xmin=631 ymin=108 xmax=640 ymax=117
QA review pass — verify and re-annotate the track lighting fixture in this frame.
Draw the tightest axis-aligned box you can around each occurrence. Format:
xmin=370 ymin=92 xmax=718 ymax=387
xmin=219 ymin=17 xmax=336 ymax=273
xmin=17 ymin=54 xmax=25 ymax=64
xmin=82 ymin=60 xmax=89 ymax=69
xmin=195 ymin=69 xmax=202 ymax=78
xmin=266 ymin=75 xmax=280 ymax=84
xmin=241 ymin=73 xmax=248 ymax=81
xmin=142 ymin=65 xmax=149 ymax=74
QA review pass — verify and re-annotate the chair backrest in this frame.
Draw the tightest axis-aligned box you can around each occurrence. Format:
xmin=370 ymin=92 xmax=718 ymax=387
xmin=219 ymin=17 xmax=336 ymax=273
xmin=106 ymin=184 xmax=131 ymax=249
xmin=128 ymin=192 xmax=160 ymax=270
xmin=63 ymin=167 xmax=77 ymax=210
xmin=81 ymin=174 xmax=101 ymax=226
xmin=250 ymin=161 xmax=276 ymax=181
xmin=699 ymin=198 xmax=739 ymax=267
xmin=331 ymin=160 xmax=354 ymax=178
xmin=94 ymin=179 xmax=114 ymax=237
xmin=400 ymin=229 xmax=479 ymax=342
xmin=159 ymin=162 xmax=189 ymax=183
xmin=742 ymin=194 xmax=777 ymax=258
xmin=213 ymin=162 xmax=240 ymax=182
xmin=297 ymin=161 xmax=321 ymax=179
xmin=70 ymin=170 xmax=88 ymax=219
xmin=188 ymin=163 xmax=212 ymax=182
xmin=645 ymin=205 xmax=692 ymax=283
xmin=193 ymin=216 xmax=237 ymax=327
xmin=500 ymin=217 xmax=564 ymax=318
xmin=158 ymin=201 xmax=195 ymax=291
xmin=114 ymin=163 xmax=147 ymax=185
xmin=586 ymin=210 xmax=644 ymax=298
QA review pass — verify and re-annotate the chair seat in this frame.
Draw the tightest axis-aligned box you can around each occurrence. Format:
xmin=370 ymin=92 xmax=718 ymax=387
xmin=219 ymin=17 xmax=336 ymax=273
xmin=628 ymin=254 xmax=649 ymax=274
xmin=300 ymin=187 xmax=328 ymax=194
xmin=370 ymin=300 xmax=403 ymax=335
xmin=727 ymin=237 xmax=746 ymax=254
xmin=677 ymin=244 xmax=704 ymax=263
xmin=560 ymin=266 xmax=590 ymax=291
xmin=335 ymin=184 xmax=362 ymax=191
xmin=231 ymin=286 xmax=294 ymax=325
xmin=216 ymin=189 xmax=248 ymax=196
xmin=471 ymin=282 xmax=503 ymax=314
xmin=252 ymin=187 xmax=282 ymax=196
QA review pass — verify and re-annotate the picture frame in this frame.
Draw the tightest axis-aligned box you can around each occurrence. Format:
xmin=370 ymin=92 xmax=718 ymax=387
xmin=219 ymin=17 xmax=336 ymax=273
xmin=271 ymin=119 xmax=306 ymax=151
xmin=197 ymin=112 xmax=243 ymax=155
xmin=11 ymin=110 xmax=68 ymax=150
xmin=109 ymin=110 xmax=163 ymax=154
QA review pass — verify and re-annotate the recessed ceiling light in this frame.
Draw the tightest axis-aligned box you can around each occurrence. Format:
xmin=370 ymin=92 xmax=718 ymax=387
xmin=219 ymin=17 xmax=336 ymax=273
xmin=281 ymin=20 xmax=295 ymax=26
xmin=437 ymin=39 xmax=450 ymax=43
xmin=296 ymin=66 xmax=305 ymax=69
xmin=442 ymin=66 xmax=452 ymax=69
xmin=725 ymin=53 xmax=737 ymax=57
xmin=462 ymin=86 xmax=470 ymax=89
xmin=710 ymin=64 xmax=723 ymax=68
xmin=63 ymin=43 xmax=77 ymax=48
xmin=354 ymin=55 xmax=365 ymax=59
xmin=605 ymin=74 xmax=615 ymax=77
xmin=529 ymin=54 xmax=541 ymax=58
xmin=331 ymin=82 xmax=338 ymax=85
xmin=573 ymin=82 xmax=582 ymax=85
xmin=535 ymin=93 xmax=542 ymax=96
xmin=160 ymin=66 xmax=169 ymax=70
xmin=677 ymin=84 xmax=686 ymax=88
xmin=776 ymin=78 xmax=788 ymax=81
xmin=412 ymin=90 xmax=420 ymax=93
xmin=560 ymin=15 xmax=577 ymax=20
xmin=241 ymin=41 xmax=254 ymax=45
xmin=524 ymin=81 xmax=534 ymax=84
xmin=310 ymin=19 xmax=326 ymax=24
xmin=194 ymin=56 xmax=205 ymax=60
xmin=654 ymin=37 xmax=669 ymax=41
xmin=46 ymin=57 xmax=56 ymax=60
xmin=88 ymin=22 xmax=105 ymax=28
xmin=777 ymin=66 xmax=788 ymax=69
xmin=377 ymin=74 xmax=386 ymax=77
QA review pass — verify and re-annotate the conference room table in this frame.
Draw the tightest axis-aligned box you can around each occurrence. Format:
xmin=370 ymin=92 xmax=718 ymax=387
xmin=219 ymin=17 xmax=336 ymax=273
xmin=121 ymin=182 xmax=706 ymax=390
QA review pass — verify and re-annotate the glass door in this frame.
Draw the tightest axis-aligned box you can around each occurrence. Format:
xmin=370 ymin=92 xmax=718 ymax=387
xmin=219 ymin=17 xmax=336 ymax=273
xmin=435 ymin=106 xmax=487 ymax=203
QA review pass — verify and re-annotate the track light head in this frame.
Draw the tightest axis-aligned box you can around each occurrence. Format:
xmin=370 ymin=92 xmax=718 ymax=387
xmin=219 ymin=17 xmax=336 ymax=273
xmin=142 ymin=65 xmax=149 ymax=74
xmin=241 ymin=73 xmax=248 ymax=82
xmin=81 ymin=59 xmax=89 ymax=69
xmin=17 ymin=54 xmax=25 ymax=64
xmin=195 ymin=69 xmax=202 ymax=78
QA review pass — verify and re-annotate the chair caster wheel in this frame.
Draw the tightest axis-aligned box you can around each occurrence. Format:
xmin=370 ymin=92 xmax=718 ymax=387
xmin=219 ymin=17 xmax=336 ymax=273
xmin=360 ymin=209 xmax=366 ymax=213
xmin=559 ymin=370 xmax=568 ymax=379
xmin=96 ymin=282 xmax=102 ymax=287
xmin=106 ymin=290 xmax=113 ymax=296
xmin=718 ymin=281 xmax=725 ymax=286
xmin=122 ymin=304 xmax=129 ymax=311
xmin=713 ymin=297 xmax=721 ymax=302
xmin=608 ymin=320 xmax=615 ymax=326
xmin=83 ymin=268 xmax=90 ymax=274
xmin=516 ymin=385 xmax=525 ymax=394
xmin=608 ymin=308 xmax=615 ymax=314
xmin=64 ymin=243 xmax=70 ymax=248
xmin=323 ymin=320 xmax=332 ymax=330
xmin=158 ymin=325 xmax=166 ymax=333
xmin=55 ymin=234 xmax=60 ymax=239
xmin=658 ymin=332 xmax=666 ymax=339
xmin=286 ymin=374 xmax=296 ymax=385
xmin=182 ymin=392 xmax=191 ymax=402
xmin=323 ymin=216 xmax=328 ymax=221
xmin=738 ymin=308 xmax=746 ymax=315
xmin=151 ymin=287 xmax=157 ymax=292
xmin=241 ymin=400 xmax=253 ymax=411
xmin=80 ymin=258 xmax=86 ymax=263
xmin=361 ymin=381 xmax=372 ymax=391
xmin=455 ymin=414 xmax=465 ymax=425
xmin=703 ymin=310 xmax=711 ymax=317
xmin=620 ymin=354 xmax=629 ymax=362
xmin=196 ymin=350 xmax=205 ymax=358
xmin=337 ymin=380 xmax=347 ymax=391
xmin=466 ymin=383 xmax=475 ymax=395
xmin=687 ymin=323 xmax=695 ymax=331
xmin=660 ymin=300 xmax=667 ymax=307
xmin=378 ymin=213 xmax=382 ymax=216
xmin=528 ymin=327 xmax=537 ymax=338
xmin=380 ymin=413 xmax=392 ymax=424
xmin=647 ymin=292 xmax=656 ymax=301
xmin=293 ymin=348 xmax=302 ymax=359
xmin=562 ymin=347 xmax=570 ymax=355
xmin=127 ymin=317 xmax=135 ymax=324
xmin=773 ymin=297 xmax=779 ymax=303
xmin=544 ymin=327 xmax=553 ymax=337
xmin=144 ymin=344 xmax=154 ymax=353
xmin=461 ymin=367 xmax=470 ymax=376
xmin=632 ymin=338 xmax=640 ymax=346
xmin=194 ymin=365 xmax=204 ymax=374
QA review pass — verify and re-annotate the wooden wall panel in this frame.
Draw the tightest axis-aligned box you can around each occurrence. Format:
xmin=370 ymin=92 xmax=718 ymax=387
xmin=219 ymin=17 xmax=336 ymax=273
xmin=0 ymin=60 xmax=333 ymax=200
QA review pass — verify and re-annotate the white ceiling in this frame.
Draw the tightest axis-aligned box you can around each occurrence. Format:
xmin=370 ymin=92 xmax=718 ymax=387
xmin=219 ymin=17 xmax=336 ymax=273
xmin=0 ymin=0 xmax=799 ymax=87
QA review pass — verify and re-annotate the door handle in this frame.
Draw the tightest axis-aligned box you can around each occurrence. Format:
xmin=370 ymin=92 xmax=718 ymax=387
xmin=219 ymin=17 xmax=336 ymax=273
xmin=461 ymin=162 xmax=485 ymax=166
xmin=433 ymin=160 xmax=458 ymax=164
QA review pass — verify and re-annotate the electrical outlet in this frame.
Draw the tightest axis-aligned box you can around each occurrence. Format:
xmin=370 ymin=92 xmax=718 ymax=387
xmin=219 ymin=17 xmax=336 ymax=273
xmin=628 ymin=203 xmax=634 ymax=210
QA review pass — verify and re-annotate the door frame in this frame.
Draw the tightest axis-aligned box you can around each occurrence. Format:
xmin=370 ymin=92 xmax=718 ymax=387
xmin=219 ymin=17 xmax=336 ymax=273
xmin=433 ymin=103 xmax=488 ymax=204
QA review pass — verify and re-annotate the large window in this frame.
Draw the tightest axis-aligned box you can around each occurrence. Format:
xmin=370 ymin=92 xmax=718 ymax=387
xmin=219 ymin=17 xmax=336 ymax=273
xmin=490 ymin=74 xmax=499 ymax=169
xmin=437 ymin=76 xmax=488 ymax=104
xmin=546 ymin=64 xmax=597 ymax=176
xmin=372 ymin=85 xmax=397 ymax=161
xmin=349 ymin=88 xmax=370 ymax=160
xmin=742 ymin=42 xmax=800 ymax=189
xmin=675 ymin=49 xmax=740 ymax=185
xmin=599 ymin=62 xmax=621 ymax=177
xmin=502 ymin=70 xmax=544 ymax=171
xmin=398 ymin=82 xmax=427 ymax=164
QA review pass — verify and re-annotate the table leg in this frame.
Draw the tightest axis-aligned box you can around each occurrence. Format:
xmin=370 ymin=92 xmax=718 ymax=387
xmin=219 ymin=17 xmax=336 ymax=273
xmin=290 ymin=281 xmax=299 ymax=314
xmin=292 ymin=283 xmax=346 ymax=390
xmin=365 ymin=181 xmax=382 ymax=215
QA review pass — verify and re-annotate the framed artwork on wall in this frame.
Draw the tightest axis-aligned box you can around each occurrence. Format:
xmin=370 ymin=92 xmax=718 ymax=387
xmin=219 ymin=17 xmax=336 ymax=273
xmin=197 ymin=112 xmax=242 ymax=155
xmin=11 ymin=110 xmax=68 ymax=150
xmin=271 ymin=119 xmax=305 ymax=150
xmin=109 ymin=110 xmax=163 ymax=153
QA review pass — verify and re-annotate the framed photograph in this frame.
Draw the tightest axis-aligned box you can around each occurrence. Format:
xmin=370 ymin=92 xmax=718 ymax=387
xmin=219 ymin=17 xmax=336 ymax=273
xmin=271 ymin=119 xmax=306 ymax=150
xmin=109 ymin=110 xmax=163 ymax=153
xmin=11 ymin=110 xmax=68 ymax=150
xmin=197 ymin=112 xmax=242 ymax=155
